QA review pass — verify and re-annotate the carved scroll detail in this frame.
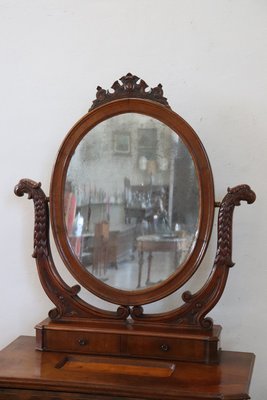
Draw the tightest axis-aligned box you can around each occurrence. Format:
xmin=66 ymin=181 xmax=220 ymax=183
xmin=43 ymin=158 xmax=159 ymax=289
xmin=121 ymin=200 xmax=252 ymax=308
xmin=131 ymin=184 xmax=256 ymax=329
xmin=15 ymin=179 xmax=48 ymax=258
xmin=14 ymin=179 xmax=130 ymax=322
xmin=214 ymin=185 xmax=256 ymax=266
xmin=89 ymin=73 xmax=170 ymax=111
xmin=130 ymin=305 xmax=144 ymax=319
xmin=117 ymin=305 xmax=131 ymax=319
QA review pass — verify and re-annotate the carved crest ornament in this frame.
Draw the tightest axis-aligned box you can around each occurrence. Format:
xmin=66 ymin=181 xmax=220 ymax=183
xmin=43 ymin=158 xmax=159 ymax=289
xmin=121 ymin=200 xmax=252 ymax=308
xmin=89 ymin=73 xmax=170 ymax=111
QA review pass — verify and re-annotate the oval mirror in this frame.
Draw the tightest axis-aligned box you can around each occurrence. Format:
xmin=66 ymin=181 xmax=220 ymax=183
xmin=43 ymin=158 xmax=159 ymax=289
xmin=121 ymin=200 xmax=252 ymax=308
xmin=50 ymin=98 xmax=214 ymax=305
xmin=65 ymin=113 xmax=199 ymax=291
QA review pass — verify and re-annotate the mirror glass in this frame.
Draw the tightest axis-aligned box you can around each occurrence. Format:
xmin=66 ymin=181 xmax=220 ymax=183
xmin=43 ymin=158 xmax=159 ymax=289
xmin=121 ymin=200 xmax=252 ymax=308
xmin=64 ymin=113 xmax=200 ymax=290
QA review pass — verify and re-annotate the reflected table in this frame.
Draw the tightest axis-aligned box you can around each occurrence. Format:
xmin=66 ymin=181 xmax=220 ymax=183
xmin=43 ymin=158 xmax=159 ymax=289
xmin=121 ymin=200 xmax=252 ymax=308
xmin=136 ymin=234 xmax=187 ymax=288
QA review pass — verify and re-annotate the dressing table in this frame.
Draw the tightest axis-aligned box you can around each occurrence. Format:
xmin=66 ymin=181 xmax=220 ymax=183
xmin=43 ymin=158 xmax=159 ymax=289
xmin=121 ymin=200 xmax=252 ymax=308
xmin=0 ymin=73 xmax=255 ymax=399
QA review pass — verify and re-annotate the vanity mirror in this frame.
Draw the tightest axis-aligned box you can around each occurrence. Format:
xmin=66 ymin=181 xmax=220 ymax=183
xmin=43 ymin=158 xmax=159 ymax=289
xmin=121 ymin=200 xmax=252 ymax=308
xmin=14 ymin=73 xmax=255 ymax=366
xmin=64 ymin=112 xmax=200 ymax=292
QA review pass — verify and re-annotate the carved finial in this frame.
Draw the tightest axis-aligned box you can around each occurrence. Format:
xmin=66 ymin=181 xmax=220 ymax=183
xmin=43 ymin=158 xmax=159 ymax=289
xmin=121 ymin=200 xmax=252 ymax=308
xmin=215 ymin=184 xmax=256 ymax=267
xmin=89 ymin=73 xmax=170 ymax=111
xmin=14 ymin=179 xmax=49 ymax=258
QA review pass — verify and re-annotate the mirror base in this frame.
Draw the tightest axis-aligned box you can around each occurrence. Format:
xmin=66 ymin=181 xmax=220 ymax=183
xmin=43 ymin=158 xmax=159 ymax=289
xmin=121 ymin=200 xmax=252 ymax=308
xmin=36 ymin=318 xmax=221 ymax=365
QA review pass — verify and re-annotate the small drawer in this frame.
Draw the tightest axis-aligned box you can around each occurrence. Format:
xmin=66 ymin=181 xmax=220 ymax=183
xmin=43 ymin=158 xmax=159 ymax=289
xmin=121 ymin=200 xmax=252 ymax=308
xmin=126 ymin=335 xmax=206 ymax=362
xmin=44 ymin=330 xmax=121 ymax=355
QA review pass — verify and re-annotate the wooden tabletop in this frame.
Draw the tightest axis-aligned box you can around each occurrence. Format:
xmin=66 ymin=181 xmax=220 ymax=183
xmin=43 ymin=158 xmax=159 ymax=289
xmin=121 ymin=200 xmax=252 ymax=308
xmin=0 ymin=336 xmax=255 ymax=400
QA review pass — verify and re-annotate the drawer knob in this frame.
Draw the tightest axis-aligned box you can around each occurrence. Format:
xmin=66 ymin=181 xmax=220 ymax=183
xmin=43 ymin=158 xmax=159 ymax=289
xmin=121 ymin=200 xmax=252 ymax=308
xmin=78 ymin=338 xmax=88 ymax=346
xmin=160 ymin=343 xmax=169 ymax=352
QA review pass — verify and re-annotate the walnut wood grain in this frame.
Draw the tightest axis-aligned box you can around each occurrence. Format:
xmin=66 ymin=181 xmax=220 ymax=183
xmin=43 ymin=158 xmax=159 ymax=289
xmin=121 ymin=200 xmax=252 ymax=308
xmin=35 ymin=318 xmax=221 ymax=364
xmin=0 ymin=336 xmax=254 ymax=400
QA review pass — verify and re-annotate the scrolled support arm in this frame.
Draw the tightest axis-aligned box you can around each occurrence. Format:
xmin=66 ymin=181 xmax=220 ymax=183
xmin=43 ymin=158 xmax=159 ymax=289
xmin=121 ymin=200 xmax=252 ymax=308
xmin=14 ymin=178 xmax=130 ymax=321
xmin=131 ymin=184 xmax=256 ymax=329
xmin=15 ymin=179 xmax=49 ymax=258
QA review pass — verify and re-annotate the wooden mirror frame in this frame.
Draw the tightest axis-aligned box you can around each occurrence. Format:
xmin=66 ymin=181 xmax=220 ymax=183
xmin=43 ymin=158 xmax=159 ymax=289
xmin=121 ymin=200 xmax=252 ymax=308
xmin=50 ymin=97 xmax=215 ymax=306
xmin=14 ymin=73 xmax=256 ymax=364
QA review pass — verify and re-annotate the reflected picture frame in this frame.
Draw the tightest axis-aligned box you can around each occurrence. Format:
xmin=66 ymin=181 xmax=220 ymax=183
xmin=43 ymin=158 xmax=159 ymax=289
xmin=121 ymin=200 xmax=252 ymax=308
xmin=113 ymin=132 xmax=131 ymax=155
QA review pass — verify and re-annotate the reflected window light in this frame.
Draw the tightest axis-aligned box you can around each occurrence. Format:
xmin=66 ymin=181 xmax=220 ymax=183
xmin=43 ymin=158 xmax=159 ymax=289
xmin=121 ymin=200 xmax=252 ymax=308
xmin=139 ymin=156 xmax=147 ymax=171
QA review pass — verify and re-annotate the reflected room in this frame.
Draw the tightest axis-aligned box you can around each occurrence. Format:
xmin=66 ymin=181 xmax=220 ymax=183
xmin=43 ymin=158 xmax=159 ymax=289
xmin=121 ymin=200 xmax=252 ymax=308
xmin=65 ymin=113 xmax=199 ymax=290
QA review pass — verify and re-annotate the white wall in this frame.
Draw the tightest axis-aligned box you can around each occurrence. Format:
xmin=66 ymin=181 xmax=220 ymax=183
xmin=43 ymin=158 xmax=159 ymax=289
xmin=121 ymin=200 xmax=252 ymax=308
xmin=0 ymin=1 xmax=266 ymax=398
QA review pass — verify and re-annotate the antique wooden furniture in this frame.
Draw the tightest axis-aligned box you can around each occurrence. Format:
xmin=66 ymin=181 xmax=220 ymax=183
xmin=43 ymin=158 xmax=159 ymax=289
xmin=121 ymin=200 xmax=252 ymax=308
xmin=136 ymin=234 xmax=186 ymax=288
xmin=0 ymin=73 xmax=256 ymax=399
xmin=0 ymin=336 xmax=255 ymax=400
xmin=78 ymin=224 xmax=135 ymax=271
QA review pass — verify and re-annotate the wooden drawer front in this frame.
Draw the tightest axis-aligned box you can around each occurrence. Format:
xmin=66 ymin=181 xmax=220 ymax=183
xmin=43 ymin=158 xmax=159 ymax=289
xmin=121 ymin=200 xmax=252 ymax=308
xmin=44 ymin=330 xmax=120 ymax=355
xmin=126 ymin=335 xmax=206 ymax=362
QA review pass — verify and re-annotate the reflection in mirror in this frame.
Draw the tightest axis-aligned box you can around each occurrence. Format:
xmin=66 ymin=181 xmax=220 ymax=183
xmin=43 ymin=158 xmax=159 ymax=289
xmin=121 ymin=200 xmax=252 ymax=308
xmin=65 ymin=113 xmax=199 ymax=290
